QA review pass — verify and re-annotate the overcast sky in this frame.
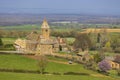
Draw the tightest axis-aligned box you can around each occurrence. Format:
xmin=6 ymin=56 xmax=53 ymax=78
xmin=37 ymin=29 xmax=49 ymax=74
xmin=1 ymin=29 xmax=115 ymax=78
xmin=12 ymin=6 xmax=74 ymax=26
xmin=0 ymin=0 xmax=120 ymax=15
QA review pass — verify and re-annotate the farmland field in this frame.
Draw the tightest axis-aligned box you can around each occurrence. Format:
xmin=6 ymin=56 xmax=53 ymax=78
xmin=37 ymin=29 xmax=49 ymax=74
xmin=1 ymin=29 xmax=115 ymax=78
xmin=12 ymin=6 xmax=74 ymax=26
xmin=82 ymin=28 xmax=120 ymax=33
xmin=0 ymin=25 xmax=40 ymax=31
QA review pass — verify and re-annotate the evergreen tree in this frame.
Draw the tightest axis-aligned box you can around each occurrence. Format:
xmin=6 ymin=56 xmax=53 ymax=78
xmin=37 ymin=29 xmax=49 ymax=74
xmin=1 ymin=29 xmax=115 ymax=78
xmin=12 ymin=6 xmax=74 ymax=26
xmin=0 ymin=38 xmax=3 ymax=47
xmin=97 ymin=33 xmax=101 ymax=43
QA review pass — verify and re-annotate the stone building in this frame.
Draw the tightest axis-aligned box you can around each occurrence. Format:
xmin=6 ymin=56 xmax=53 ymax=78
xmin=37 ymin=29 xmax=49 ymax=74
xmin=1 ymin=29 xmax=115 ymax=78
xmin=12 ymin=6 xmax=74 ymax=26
xmin=109 ymin=61 xmax=120 ymax=69
xmin=110 ymin=55 xmax=120 ymax=69
xmin=14 ymin=19 xmax=68 ymax=55
xmin=105 ymin=56 xmax=120 ymax=69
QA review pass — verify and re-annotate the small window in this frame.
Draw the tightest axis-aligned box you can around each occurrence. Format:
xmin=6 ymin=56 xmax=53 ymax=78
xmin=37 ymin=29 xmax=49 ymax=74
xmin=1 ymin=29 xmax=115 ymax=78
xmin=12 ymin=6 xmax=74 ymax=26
xmin=112 ymin=64 xmax=114 ymax=67
xmin=46 ymin=29 xmax=48 ymax=32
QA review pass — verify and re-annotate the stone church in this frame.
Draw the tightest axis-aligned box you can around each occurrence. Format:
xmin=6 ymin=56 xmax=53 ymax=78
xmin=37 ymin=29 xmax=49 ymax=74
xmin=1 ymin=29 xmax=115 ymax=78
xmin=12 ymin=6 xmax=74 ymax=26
xmin=14 ymin=19 xmax=68 ymax=55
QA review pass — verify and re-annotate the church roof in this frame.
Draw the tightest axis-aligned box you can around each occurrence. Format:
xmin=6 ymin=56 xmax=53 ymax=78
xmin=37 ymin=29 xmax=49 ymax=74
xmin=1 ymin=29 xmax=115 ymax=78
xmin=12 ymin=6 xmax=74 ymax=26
xmin=40 ymin=39 xmax=56 ymax=45
xmin=14 ymin=39 xmax=26 ymax=48
xmin=41 ymin=18 xmax=49 ymax=28
xmin=26 ymin=31 xmax=40 ymax=41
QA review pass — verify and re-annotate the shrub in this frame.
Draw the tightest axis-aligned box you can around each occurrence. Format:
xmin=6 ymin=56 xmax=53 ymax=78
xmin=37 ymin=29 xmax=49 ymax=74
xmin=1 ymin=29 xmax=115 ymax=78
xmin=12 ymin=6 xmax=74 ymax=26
xmin=84 ymin=60 xmax=97 ymax=71
xmin=114 ymin=47 xmax=120 ymax=53
xmin=52 ymin=72 xmax=61 ymax=75
xmin=102 ymin=47 xmax=113 ymax=53
xmin=63 ymin=72 xmax=89 ymax=75
xmin=117 ymin=69 xmax=120 ymax=76
xmin=0 ymin=44 xmax=15 ymax=50
xmin=4 ymin=44 xmax=14 ymax=48
xmin=0 ymin=38 xmax=3 ymax=47
xmin=105 ymin=41 xmax=111 ymax=48
xmin=114 ymin=55 xmax=120 ymax=63
xmin=93 ymin=51 xmax=105 ymax=63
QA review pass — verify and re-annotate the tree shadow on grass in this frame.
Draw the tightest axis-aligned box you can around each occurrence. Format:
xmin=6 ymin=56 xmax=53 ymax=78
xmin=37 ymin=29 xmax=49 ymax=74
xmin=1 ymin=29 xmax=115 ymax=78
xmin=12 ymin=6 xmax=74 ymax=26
xmin=64 ymin=72 xmax=90 ymax=76
xmin=0 ymin=68 xmax=90 ymax=76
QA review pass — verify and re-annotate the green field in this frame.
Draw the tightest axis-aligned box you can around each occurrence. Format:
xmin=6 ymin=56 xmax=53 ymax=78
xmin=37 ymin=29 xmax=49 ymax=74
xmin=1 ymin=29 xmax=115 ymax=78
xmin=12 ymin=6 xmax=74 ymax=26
xmin=0 ymin=54 xmax=119 ymax=80
xmin=0 ymin=25 xmax=40 ymax=31
xmin=0 ymin=24 xmax=76 ymax=32
xmin=0 ymin=38 xmax=17 ymax=50
xmin=1 ymin=37 xmax=75 ymax=45
xmin=0 ymin=54 xmax=95 ymax=73
xmin=0 ymin=54 xmax=38 ymax=70
xmin=0 ymin=72 xmax=116 ymax=80
xmin=1 ymin=38 xmax=16 ymax=45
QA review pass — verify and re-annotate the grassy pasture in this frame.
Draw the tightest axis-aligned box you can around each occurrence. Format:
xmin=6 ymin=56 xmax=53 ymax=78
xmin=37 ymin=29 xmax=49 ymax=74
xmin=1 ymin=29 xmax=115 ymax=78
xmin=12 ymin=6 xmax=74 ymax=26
xmin=0 ymin=54 xmax=94 ymax=73
xmin=0 ymin=54 xmax=119 ymax=80
xmin=0 ymin=54 xmax=38 ymax=70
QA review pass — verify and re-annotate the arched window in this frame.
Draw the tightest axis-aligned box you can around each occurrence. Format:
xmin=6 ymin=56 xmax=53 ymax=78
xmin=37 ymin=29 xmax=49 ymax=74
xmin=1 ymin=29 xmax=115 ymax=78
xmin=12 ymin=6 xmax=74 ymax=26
xmin=59 ymin=45 xmax=62 ymax=51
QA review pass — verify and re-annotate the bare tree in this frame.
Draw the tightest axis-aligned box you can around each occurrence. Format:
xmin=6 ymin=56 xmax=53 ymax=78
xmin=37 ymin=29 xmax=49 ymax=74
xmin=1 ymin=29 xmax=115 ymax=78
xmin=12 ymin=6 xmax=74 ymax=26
xmin=37 ymin=55 xmax=48 ymax=74
xmin=73 ymin=33 xmax=92 ymax=51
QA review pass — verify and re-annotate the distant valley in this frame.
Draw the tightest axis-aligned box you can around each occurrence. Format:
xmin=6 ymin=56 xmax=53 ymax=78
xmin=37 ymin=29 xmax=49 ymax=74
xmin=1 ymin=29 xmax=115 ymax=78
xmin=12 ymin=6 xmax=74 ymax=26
xmin=0 ymin=14 xmax=120 ymax=26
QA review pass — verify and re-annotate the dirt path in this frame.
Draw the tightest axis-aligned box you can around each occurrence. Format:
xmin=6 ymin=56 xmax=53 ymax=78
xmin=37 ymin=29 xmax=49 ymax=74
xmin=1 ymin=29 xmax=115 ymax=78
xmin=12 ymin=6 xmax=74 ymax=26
xmin=24 ymin=55 xmax=76 ymax=65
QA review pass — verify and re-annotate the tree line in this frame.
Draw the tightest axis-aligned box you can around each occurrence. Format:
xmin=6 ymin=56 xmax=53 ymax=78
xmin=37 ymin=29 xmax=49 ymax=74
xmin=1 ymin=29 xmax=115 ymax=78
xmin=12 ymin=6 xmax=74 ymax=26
xmin=0 ymin=28 xmax=120 ymax=53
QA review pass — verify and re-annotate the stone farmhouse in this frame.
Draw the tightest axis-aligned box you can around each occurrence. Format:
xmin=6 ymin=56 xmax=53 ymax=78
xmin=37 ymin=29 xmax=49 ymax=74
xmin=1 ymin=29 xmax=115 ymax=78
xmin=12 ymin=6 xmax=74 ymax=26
xmin=109 ymin=56 xmax=120 ymax=69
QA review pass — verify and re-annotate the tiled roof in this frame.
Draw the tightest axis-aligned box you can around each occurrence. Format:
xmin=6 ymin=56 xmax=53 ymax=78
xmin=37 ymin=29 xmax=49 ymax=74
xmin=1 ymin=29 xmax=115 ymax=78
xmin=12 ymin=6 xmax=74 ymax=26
xmin=40 ymin=39 xmax=56 ymax=45
xmin=14 ymin=39 xmax=26 ymax=48
xmin=26 ymin=31 xmax=40 ymax=41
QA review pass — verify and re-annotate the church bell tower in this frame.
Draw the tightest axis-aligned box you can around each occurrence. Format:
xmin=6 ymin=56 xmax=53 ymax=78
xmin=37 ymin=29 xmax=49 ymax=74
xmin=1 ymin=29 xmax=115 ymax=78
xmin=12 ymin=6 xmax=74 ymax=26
xmin=41 ymin=18 xmax=50 ymax=39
